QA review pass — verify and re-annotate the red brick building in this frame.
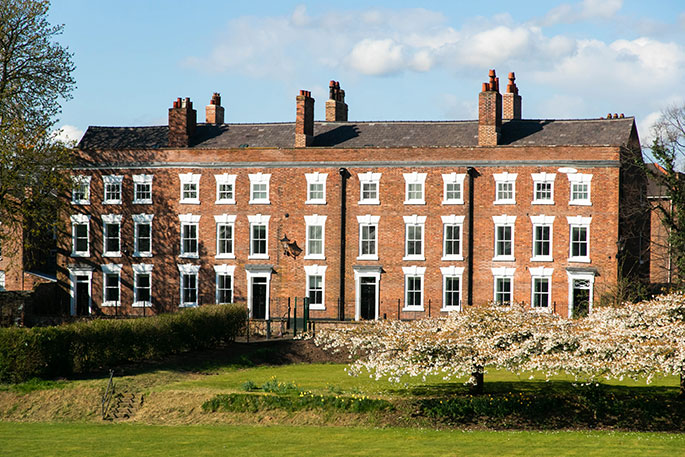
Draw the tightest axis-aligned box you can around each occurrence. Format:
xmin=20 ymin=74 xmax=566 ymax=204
xmin=59 ymin=70 xmax=648 ymax=320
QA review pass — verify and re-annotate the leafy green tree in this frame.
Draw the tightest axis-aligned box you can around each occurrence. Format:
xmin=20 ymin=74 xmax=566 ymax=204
xmin=0 ymin=0 xmax=75 ymax=265
xmin=649 ymin=105 xmax=685 ymax=285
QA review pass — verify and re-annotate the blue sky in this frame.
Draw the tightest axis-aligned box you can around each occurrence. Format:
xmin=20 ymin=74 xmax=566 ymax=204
xmin=49 ymin=1 xmax=685 ymax=147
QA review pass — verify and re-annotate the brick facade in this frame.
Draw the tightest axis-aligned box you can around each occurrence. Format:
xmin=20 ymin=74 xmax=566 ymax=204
xmin=59 ymin=70 xmax=649 ymax=320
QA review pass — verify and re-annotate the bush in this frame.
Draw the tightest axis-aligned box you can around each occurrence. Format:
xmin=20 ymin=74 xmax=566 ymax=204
xmin=202 ymin=393 xmax=393 ymax=414
xmin=0 ymin=304 xmax=246 ymax=382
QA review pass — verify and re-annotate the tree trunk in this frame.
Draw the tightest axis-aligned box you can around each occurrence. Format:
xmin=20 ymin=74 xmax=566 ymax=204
xmin=469 ymin=371 xmax=484 ymax=395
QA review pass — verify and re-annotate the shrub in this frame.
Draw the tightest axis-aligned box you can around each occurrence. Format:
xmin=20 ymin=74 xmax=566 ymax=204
xmin=0 ymin=304 xmax=246 ymax=382
xmin=202 ymin=393 xmax=393 ymax=414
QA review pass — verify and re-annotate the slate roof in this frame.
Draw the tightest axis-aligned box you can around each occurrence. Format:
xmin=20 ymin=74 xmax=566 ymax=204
xmin=78 ymin=118 xmax=636 ymax=151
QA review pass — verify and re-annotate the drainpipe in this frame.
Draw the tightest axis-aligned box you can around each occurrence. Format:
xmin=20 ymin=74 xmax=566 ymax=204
xmin=467 ymin=167 xmax=478 ymax=306
xmin=338 ymin=168 xmax=350 ymax=320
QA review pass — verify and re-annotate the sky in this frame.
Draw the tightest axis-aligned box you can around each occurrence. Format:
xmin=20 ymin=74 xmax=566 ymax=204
xmin=48 ymin=0 xmax=685 ymax=149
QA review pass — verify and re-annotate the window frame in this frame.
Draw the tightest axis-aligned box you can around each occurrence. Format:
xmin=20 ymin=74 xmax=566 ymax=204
xmin=248 ymin=172 xmax=271 ymax=205
xmin=567 ymin=216 xmax=592 ymax=263
xmin=531 ymin=172 xmax=555 ymax=205
xmin=403 ymin=215 xmax=426 ymax=261
xmin=491 ymin=267 xmax=515 ymax=305
xmin=70 ymin=214 xmax=91 ymax=257
xmin=214 ymin=214 xmax=236 ymax=259
xmin=442 ymin=173 xmax=466 ymax=205
xmin=357 ymin=215 xmax=380 ymax=260
xmin=132 ymin=263 xmax=153 ymax=308
xmin=179 ymin=173 xmax=201 ymax=204
xmin=179 ymin=214 xmax=200 ymax=259
xmin=132 ymin=174 xmax=153 ymax=205
xmin=248 ymin=214 xmax=270 ymax=259
xmin=178 ymin=264 xmax=201 ymax=308
xmin=403 ymin=172 xmax=427 ymax=205
xmin=530 ymin=215 xmax=554 ymax=262
xmin=568 ymin=173 xmax=592 ymax=206
xmin=214 ymin=264 xmax=235 ymax=305
xmin=441 ymin=265 xmax=464 ymax=311
xmin=358 ymin=172 xmax=381 ymax=205
xmin=530 ymin=267 xmax=553 ymax=311
xmin=493 ymin=172 xmax=517 ymax=205
xmin=441 ymin=215 xmax=465 ymax=261
xmin=102 ymin=214 xmax=122 ymax=258
xmin=402 ymin=266 xmax=426 ymax=311
xmin=304 ymin=214 xmax=327 ymax=260
xmin=102 ymin=175 xmax=123 ymax=205
xmin=492 ymin=215 xmax=516 ymax=261
xmin=101 ymin=264 xmax=122 ymax=307
xmin=304 ymin=264 xmax=327 ymax=310
xmin=71 ymin=175 xmax=91 ymax=205
xmin=214 ymin=173 xmax=237 ymax=205
xmin=305 ymin=172 xmax=328 ymax=205
xmin=132 ymin=214 xmax=153 ymax=258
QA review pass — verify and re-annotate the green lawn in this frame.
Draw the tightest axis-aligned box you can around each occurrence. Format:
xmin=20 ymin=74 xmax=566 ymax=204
xmin=2 ymin=422 xmax=684 ymax=457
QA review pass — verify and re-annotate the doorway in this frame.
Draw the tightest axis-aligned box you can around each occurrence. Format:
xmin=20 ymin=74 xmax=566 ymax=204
xmin=360 ymin=277 xmax=376 ymax=320
xmin=571 ymin=279 xmax=591 ymax=318
xmin=69 ymin=267 xmax=92 ymax=316
xmin=251 ymin=277 xmax=267 ymax=319
xmin=75 ymin=275 xmax=90 ymax=315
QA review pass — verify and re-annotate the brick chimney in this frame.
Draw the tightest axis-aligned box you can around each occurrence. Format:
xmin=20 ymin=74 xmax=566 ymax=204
xmin=502 ymin=72 xmax=521 ymax=120
xmin=205 ymin=92 xmax=225 ymax=124
xmin=295 ymin=90 xmax=314 ymax=147
xmin=325 ymin=80 xmax=348 ymax=122
xmin=168 ymin=97 xmax=197 ymax=147
xmin=478 ymin=69 xmax=502 ymax=146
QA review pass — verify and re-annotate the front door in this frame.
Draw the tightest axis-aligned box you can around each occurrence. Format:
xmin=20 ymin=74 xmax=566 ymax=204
xmin=360 ymin=276 xmax=376 ymax=320
xmin=571 ymin=279 xmax=590 ymax=318
xmin=252 ymin=277 xmax=267 ymax=319
xmin=75 ymin=275 xmax=90 ymax=316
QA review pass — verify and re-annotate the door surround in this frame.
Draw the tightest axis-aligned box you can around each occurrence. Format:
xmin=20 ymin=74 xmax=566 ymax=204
xmin=353 ymin=266 xmax=382 ymax=321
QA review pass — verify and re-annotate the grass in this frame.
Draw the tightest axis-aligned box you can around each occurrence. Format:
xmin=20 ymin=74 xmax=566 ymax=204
xmin=2 ymin=422 xmax=685 ymax=457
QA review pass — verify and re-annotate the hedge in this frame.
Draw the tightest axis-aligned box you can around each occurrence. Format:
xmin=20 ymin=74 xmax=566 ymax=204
xmin=0 ymin=304 xmax=246 ymax=382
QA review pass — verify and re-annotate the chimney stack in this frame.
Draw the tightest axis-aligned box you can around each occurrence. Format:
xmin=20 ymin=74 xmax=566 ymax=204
xmin=502 ymin=72 xmax=521 ymax=120
xmin=295 ymin=90 xmax=315 ymax=147
xmin=206 ymin=92 xmax=225 ymax=124
xmin=169 ymin=97 xmax=197 ymax=147
xmin=478 ymin=69 xmax=502 ymax=146
xmin=325 ymin=80 xmax=348 ymax=122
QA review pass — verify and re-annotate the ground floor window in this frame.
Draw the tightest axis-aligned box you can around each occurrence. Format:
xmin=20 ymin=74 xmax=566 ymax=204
xmin=217 ymin=274 xmax=233 ymax=304
xmin=178 ymin=264 xmax=201 ymax=307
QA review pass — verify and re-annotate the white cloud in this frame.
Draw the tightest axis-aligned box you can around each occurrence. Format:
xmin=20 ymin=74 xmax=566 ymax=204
xmin=53 ymin=125 xmax=84 ymax=144
xmin=347 ymin=39 xmax=405 ymax=76
xmin=638 ymin=111 xmax=662 ymax=147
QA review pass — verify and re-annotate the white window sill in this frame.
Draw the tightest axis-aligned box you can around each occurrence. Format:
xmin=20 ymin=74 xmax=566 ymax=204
xmin=442 ymin=200 xmax=464 ymax=205
xmin=305 ymin=200 xmax=326 ymax=205
xmin=357 ymin=255 xmax=378 ymax=261
xmin=532 ymin=200 xmax=554 ymax=205
xmin=132 ymin=302 xmax=152 ymax=308
xmin=493 ymin=256 xmax=515 ymax=261
xmin=179 ymin=253 xmax=199 ymax=259
xmin=103 ymin=252 xmax=121 ymax=258
xmin=71 ymin=252 xmax=90 ymax=258
xmin=179 ymin=303 xmax=198 ymax=308
xmin=402 ymin=306 xmax=424 ymax=312
xmin=215 ymin=200 xmax=236 ymax=205
xmin=249 ymin=254 xmax=269 ymax=260
xmin=403 ymin=200 xmax=426 ymax=205
xmin=403 ymin=255 xmax=425 ymax=261
xmin=103 ymin=201 xmax=122 ymax=205
xmin=441 ymin=306 xmax=461 ymax=312
xmin=133 ymin=200 xmax=153 ymax=205
xmin=569 ymin=201 xmax=592 ymax=206
xmin=304 ymin=254 xmax=325 ymax=260
xmin=358 ymin=200 xmax=380 ymax=205
xmin=530 ymin=256 xmax=553 ymax=262
xmin=72 ymin=201 xmax=90 ymax=205
xmin=102 ymin=302 xmax=120 ymax=307
xmin=180 ymin=200 xmax=200 ymax=205
xmin=216 ymin=254 xmax=236 ymax=259
xmin=442 ymin=255 xmax=464 ymax=261
xmin=494 ymin=200 xmax=516 ymax=205
xmin=568 ymin=257 xmax=591 ymax=263
xmin=133 ymin=252 xmax=153 ymax=258
xmin=309 ymin=304 xmax=325 ymax=311
xmin=248 ymin=200 xmax=270 ymax=205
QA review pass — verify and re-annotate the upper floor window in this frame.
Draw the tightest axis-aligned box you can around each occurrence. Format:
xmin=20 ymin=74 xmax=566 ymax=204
xmin=357 ymin=214 xmax=380 ymax=260
xmin=72 ymin=175 xmax=91 ymax=205
xmin=214 ymin=214 xmax=236 ymax=259
xmin=305 ymin=172 xmax=328 ymax=205
xmin=403 ymin=215 xmax=426 ymax=261
xmin=70 ymin=214 xmax=90 ymax=257
xmin=304 ymin=214 xmax=327 ymax=260
xmin=531 ymin=172 xmax=555 ymax=205
xmin=492 ymin=215 xmax=516 ymax=261
xmin=567 ymin=216 xmax=592 ymax=262
xmin=358 ymin=172 xmax=381 ymax=205
xmin=248 ymin=214 xmax=270 ymax=259
xmin=568 ymin=173 xmax=592 ymax=206
xmin=102 ymin=214 xmax=122 ymax=258
xmin=133 ymin=174 xmax=153 ymax=204
xmin=441 ymin=215 xmax=465 ymax=261
xmin=249 ymin=172 xmax=271 ymax=204
xmin=179 ymin=173 xmax=201 ymax=204
xmin=403 ymin=172 xmax=427 ymax=205
xmin=215 ymin=173 xmax=237 ymax=204
xmin=530 ymin=215 xmax=554 ymax=262
xmin=103 ymin=175 xmax=123 ymax=205
xmin=179 ymin=213 xmax=200 ymax=258
xmin=493 ymin=172 xmax=517 ymax=204
xmin=133 ymin=214 xmax=153 ymax=257
xmin=442 ymin=173 xmax=466 ymax=205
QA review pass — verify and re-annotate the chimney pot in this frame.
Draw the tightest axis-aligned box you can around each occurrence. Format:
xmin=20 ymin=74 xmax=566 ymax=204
xmin=326 ymin=80 xmax=348 ymax=122
xmin=296 ymin=89 xmax=315 ymax=146
xmin=206 ymin=92 xmax=225 ymax=124
xmin=479 ymin=69 xmax=503 ymax=145
xmin=169 ymin=96 xmax=197 ymax=147
xmin=619 ymin=113 xmax=625 ymax=118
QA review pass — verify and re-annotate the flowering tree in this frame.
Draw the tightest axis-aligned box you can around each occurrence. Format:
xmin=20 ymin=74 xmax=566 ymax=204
xmin=315 ymin=295 xmax=685 ymax=396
